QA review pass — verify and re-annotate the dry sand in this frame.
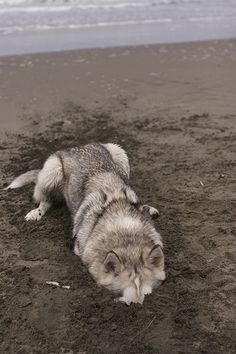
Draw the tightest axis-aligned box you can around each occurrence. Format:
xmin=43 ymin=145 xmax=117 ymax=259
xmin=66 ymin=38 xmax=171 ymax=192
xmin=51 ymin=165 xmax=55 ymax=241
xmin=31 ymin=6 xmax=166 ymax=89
xmin=0 ymin=40 xmax=236 ymax=353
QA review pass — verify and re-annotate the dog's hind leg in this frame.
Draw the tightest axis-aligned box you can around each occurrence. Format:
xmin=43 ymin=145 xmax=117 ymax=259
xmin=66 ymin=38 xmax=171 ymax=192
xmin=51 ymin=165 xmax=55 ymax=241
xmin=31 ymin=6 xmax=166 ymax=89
xmin=103 ymin=143 xmax=130 ymax=178
xmin=25 ymin=154 xmax=64 ymax=221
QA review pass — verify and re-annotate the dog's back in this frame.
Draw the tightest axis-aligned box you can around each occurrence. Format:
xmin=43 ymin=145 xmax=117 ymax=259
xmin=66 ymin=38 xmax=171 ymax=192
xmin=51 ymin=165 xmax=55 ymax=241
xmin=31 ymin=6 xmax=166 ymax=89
xmin=56 ymin=143 xmax=130 ymax=214
xmin=5 ymin=143 xmax=131 ymax=221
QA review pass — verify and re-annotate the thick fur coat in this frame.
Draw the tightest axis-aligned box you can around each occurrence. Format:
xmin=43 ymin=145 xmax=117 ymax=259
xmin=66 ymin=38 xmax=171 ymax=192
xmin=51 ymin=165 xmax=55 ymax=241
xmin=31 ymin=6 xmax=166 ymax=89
xmin=6 ymin=143 xmax=165 ymax=304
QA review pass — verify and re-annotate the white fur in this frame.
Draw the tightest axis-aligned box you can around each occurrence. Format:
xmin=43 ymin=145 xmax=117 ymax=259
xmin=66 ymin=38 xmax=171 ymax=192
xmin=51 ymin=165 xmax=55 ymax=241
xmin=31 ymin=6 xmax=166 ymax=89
xmin=139 ymin=204 xmax=160 ymax=217
xmin=104 ymin=214 xmax=143 ymax=236
xmin=117 ymin=276 xmax=154 ymax=305
xmin=25 ymin=201 xmax=51 ymax=221
xmin=134 ymin=277 xmax=140 ymax=297
xmin=114 ymin=215 xmax=143 ymax=231
xmin=154 ymin=270 xmax=166 ymax=281
xmin=35 ymin=155 xmax=63 ymax=199
xmin=119 ymin=286 xmax=138 ymax=305
xmin=103 ymin=143 xmax=130 ymax=177
xmin=74 ymin=240 xmax=80 ymax=256
xmin=118 ymin=278 xmax=145 ymax=305
xmin=25 ymin=209 xmax=42 ymax=221
xmin=125 ymin=187 xmax=138 ymax=204
xmin=5 ymin=170 xmax=39 ymax=190
xmin=148 ymin=206 xmax=159 ymax=216
xmin=5 ymin=180 xmax=23 ymax=190
xmin=119 ymin=215 xmax=142 ymax=229
xmin=26 ymin=155 xmax=63 ymax=220
xmin=142 ymin=283 xmax=152 ymax=296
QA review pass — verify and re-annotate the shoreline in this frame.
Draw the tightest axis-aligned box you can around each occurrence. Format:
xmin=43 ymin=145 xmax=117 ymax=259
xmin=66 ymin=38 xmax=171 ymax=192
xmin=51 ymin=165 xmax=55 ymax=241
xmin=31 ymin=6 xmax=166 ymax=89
xmin=1 ymin=17 xmax=236 ymax=57
xmin=1 ymin=37 xmax=235 ymax=59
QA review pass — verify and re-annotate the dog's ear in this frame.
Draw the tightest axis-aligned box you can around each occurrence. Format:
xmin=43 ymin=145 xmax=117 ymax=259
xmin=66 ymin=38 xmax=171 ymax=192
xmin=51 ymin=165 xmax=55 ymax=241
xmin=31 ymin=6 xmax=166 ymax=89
xmin=148 ymin=245 xmax=164 ymax=267
xmin=143 ymin=245 xmax=164 ymax=268
xmin=104 ymin=251 xmax=121 ymax=274
xmin=124 ymin=186 xmax=138 ymax=205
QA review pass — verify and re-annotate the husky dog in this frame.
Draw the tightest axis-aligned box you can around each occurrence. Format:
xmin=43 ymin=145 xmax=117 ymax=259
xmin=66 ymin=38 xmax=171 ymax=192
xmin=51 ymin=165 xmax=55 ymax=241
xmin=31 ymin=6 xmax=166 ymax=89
xmin=6 ymin=143 xmax=165 ymax=304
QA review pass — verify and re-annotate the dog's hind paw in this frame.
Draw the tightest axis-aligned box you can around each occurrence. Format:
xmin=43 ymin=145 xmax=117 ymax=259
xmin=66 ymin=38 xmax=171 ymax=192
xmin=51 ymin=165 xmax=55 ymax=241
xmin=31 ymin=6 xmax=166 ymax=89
xmin=25 ymin=208 xmax=42 ymax=221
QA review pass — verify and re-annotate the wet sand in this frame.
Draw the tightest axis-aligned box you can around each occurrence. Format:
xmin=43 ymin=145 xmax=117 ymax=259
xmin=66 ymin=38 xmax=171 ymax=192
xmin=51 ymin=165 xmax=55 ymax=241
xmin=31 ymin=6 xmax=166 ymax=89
xmin=0 ymin=40 xmax=236 ymax=353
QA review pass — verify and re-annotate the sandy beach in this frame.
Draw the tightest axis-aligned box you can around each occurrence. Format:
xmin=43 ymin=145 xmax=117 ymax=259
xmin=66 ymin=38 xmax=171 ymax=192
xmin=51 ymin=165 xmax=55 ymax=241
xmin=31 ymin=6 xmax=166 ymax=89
xmin=0 ymin=40 xmax=236 ymax=353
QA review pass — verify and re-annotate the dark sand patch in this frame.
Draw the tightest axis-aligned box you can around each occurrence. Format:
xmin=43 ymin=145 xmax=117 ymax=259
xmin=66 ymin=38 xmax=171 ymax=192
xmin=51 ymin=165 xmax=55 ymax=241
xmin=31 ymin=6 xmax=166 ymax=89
xmin=0 ymin=99 xmax=236 ymax=353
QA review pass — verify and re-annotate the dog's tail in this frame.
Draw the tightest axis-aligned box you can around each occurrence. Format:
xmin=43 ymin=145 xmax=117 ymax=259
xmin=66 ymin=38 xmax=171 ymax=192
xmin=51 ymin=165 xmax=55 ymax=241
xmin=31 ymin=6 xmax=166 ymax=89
xmin=5 ymin=169 xmax=40 ymax=190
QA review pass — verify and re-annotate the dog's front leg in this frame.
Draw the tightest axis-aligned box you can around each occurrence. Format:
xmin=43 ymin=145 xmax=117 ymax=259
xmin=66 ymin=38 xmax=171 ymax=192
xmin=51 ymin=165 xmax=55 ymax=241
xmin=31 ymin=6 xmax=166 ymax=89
xmin=25 ymin=201 xmax=51 ymax=221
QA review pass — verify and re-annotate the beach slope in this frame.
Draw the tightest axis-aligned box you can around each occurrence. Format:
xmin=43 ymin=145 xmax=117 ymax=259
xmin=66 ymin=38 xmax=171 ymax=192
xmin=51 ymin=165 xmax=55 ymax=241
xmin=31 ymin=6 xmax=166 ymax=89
xmin=0 ymin=40 xmax=236 ymax=353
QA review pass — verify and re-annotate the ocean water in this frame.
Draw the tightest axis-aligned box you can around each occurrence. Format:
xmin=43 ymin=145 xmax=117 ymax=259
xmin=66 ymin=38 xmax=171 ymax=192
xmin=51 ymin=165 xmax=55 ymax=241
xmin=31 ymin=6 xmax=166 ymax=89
xmin=1 ymin=0 xmax=236 ymax=34
xmin=0 ymin=0 xmax=236 ymax=55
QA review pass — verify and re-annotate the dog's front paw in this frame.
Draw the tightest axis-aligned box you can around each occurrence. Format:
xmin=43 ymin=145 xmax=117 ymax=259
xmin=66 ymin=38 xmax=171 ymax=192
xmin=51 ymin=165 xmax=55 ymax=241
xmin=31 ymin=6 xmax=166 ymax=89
xmin=25 ymin=208 xmax=42 ymax=221
xmin=140 ymin=204 xmax=160 ymax=218
xmin=148 ymin=206 xmax=160 ymax=218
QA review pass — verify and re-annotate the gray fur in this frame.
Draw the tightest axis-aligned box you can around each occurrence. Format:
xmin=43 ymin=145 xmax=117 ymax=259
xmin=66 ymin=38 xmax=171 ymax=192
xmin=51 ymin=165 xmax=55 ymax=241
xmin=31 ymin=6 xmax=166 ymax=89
xmin=6 ymin=143 xmax=165 ymax=304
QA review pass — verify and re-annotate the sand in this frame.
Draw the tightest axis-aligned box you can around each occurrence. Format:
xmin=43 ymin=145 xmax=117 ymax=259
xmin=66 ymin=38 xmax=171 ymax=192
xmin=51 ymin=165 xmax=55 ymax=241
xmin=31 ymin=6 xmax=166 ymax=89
xmin=0 ymin=40 xmax=236 ymax=353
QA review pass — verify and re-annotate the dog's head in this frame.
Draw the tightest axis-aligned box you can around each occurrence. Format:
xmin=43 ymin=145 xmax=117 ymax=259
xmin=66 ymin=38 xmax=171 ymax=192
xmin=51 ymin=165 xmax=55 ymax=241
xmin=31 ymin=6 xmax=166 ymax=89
xmin=94 ymin=244 xmax=165 ymax=305
xmin=74 ymin=187 xmax=165 ymax=305
xmin=83 ymin=200 xmax=165 ymax=305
